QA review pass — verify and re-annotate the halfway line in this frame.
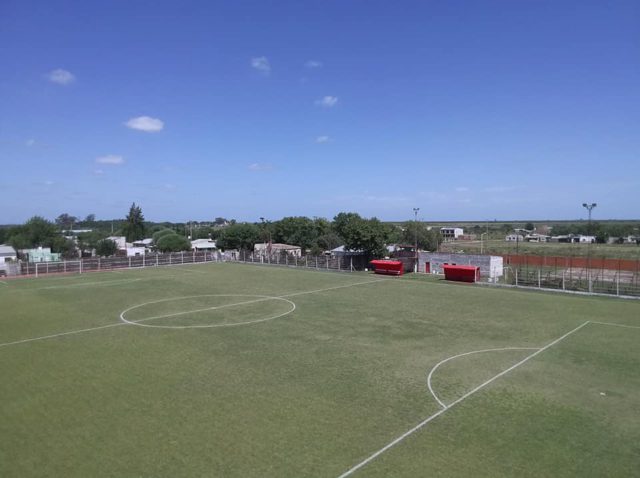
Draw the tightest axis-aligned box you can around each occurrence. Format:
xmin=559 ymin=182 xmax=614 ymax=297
xmin=0 ymin=277 xmax=386 ymax=349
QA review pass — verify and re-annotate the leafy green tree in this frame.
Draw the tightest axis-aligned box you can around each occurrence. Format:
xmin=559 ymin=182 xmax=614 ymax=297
xmin=332 ymin=212 xmax=390 ymax=258
xmin=8 ymin=216 xmax=59 ymax=250
xmin=273 ymin=216 xmax=316 ymax=250
xmin=55 ymin=213 xmax=78 ymax=230
xmin=152 ymin=229 xmax=176 ymax=244
xmin=525 ymin=222 xmax=535 ymax=231
xmin=399 ymin=221 xmax=442 ymax=251
xmin=122 ymin=203 xmax=146 ymax=242
xmin=95 ymin=239 xmax=118 ymax=257
xmin=216 ymin=223 xmax=260 ymax=250
xmin=156 ymin=233 xmax=191 ymax=252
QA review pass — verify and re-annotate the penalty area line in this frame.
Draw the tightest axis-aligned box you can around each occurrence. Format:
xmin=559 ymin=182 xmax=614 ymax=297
xmin=591 ymin=321 xmax=640 ymax=330
xmin=336 ymin=321 xmax=590 ymax=478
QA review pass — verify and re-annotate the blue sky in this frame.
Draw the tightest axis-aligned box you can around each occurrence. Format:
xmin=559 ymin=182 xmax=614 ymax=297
xmin=1 ymin=0 xmax=638 ymax=223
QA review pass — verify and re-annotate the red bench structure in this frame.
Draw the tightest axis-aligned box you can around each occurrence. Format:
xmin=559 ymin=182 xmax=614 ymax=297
xmin=443 ymin=264 xmax=480 ymax=283
xmin=370 ymin=260 xmax=404 ymax=276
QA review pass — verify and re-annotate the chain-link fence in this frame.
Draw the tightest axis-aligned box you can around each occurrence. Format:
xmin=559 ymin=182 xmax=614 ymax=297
xmin=496 ymin=265 xmax=640 ymax=297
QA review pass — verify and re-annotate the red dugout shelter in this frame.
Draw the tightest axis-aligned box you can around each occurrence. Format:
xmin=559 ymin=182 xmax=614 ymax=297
xmin=443 ymin=264 xmax=480 ymax=283
xmin=370 ymin=260 xmax=404 ymax=276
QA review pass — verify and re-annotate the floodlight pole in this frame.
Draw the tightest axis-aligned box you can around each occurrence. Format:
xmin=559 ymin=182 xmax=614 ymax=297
xmin=413 ymin=208 xmax=420 ymax=273
xmin=582 ymin=202 xmax=597 ymax=290
xmin=582 ymin=203 xmax=597 ymax=236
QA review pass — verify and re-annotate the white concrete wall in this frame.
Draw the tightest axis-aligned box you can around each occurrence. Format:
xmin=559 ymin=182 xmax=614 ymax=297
xmin=418 ymin=252 xmax=503 ymax=281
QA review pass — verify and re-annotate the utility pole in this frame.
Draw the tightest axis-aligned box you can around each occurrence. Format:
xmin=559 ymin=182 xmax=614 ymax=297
xmin=413 ymin=207 xmax=420 ymax=273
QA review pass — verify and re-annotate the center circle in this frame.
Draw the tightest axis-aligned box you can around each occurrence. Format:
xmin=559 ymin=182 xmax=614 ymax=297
xmin=119 ymin=294 xmax=296 ymax=329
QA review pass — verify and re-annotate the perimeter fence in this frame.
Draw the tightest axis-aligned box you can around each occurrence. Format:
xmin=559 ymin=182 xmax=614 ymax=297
xmin=498 ymin=254 xmax=640 ymax=297
xmin=235 ymin=250 xmax=369 ymax=272
xmin=6 ymin=251 xmax=225 ymax=278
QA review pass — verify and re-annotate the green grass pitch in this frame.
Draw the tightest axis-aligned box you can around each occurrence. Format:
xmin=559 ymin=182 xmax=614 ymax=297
xmin=1 ymin=263 xmax=639 ymax=477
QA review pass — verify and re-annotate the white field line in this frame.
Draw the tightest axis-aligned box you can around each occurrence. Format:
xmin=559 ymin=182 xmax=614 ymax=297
xmin=336 ymin=321 xmax=590 ymax=478
xmin=0 ymin=323 xmax=124 ymax=348
xmin=591 ymin=321 xmax=640 ymax=330
xmin=426 ymin=347 xmax=539 ymax=409
xmin=35 ymin=278 xmax=142 ymax=290
xmin=0 ymin=277 xmax=385 ymax=348
xmin=169 ymin=267 xmax=208 ymax=274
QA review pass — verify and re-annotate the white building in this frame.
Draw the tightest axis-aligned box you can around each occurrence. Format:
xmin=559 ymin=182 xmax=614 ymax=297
xmin=578 ymin=235 xmax=596 ymax=243
xmin=505 ymin=234 xmax=524 ymax=242
xmin=0 ymin=245 xmax=17 ymax=263
xmin=254 ymin=243 xmax=302 ymax=257
xmin=191 ymin=239 xmax=217 ymax=251
xmin=107 ymin=236 xmax=127 ymax=250
xmin=440 ymin=227 xmax=464 ymax=241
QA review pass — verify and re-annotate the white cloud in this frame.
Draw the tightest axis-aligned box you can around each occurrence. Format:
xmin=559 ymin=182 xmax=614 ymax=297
xmin=44 ymin=180 xmax=54 ymax=186
xmin=251 ymin=56 xmax=271 ymax=74
xmin=125 ymin=116 xmax=164 ymax=132
xmin=94 ymin=169 xmax=105 ymax=175
xmin=305 ymin=60 xmax=323 ymax=69
xmin=455 ymin=186 xmax=469 ymax=192
xmin=315 ymin=96 xmax=338 ymax=108
xmin=484 ymin=185 xmax=516 ymax=193
xmin=315 ymin=135 xmax=331 ymax=143
xmin=26 ymin=139 xmax=35 ymax=147
xmin=96 ymin=155 xmax=124 ymax=165
xmin=248 ymin=162 xmax=273 ymax=171
xmin=47 ymin=68 xmax=75 ymax=85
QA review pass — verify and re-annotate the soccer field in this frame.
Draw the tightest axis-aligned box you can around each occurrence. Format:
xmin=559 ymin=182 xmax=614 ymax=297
xmin=1 ymin=263 xmax=639 ymax=477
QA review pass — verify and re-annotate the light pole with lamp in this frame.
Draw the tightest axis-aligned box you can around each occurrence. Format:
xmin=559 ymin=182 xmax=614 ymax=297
xmin=582 ymin=203 xmax=597 ymax=236
xmin=413 ymin=208 xmax=420 ymax=273
xmin=582 ymin=203 xmax=597 ymax=292
xmin=480 ymin=232 xmax=488 ymax=254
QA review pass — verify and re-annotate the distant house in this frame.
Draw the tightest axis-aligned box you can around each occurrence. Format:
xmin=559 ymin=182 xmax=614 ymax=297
xmin=550 ymin=234 xmax=595 ymax=244
xmin=524 ymin=234 xmax=550 ymax=242
xmin=0 ymin=245 xmax=17 ymax=263
xmin=132 ymin=238 xmax=153 ymax=248
xmin=191 ymin=239 xmax=217 ymax=251
xmin=440 ymin=227 xmax=464 ymax=241
xmin=329 ymin=245 xmax=365 ymax=257
xmin=255 ymin=243 xmax=302 ymax=257
xmin=21 ymin=247 xmax=61 ymax=263
xmin=578 ymin=235 xmax=596 ymax=244
xmin=505 ymin=234 xmax=524 ymax=242
xmin=107 ymin=236 xmax=127 ymax=250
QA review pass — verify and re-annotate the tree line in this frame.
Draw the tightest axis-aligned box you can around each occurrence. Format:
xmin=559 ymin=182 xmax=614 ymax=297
xmin=0 ymin=204 xmax=443 ymax=259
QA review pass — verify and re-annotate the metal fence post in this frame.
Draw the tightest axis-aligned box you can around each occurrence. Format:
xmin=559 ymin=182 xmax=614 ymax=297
xmin=143 ymin=254 xmax=145 ymax=267
xmin=316 ymin=257 xmax=318 ymax=269
xmin=562 ymin=271 xmax=565 ymax=290
xmin=515 ymin=268 xmax=518 ymax=286
xmin=181 ymin=252 xmax=184 ymax=264
xmin=616 ymin=274 xmax=620 ymax=296
xmin=538 ymin=269 xmax=541 ymax=288
xmin=128 ymin=257 xmax=132 ymax=269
